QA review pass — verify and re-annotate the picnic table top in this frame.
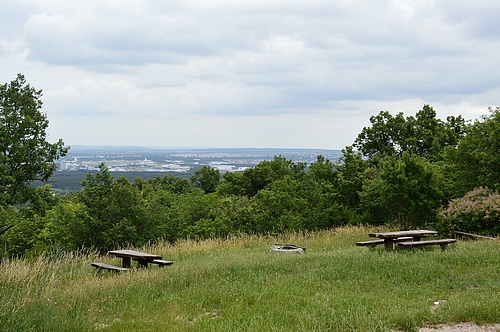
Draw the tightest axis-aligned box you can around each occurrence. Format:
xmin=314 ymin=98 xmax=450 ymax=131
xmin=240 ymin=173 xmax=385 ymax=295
xmin=107 ymin=250 xmax=162 ymax=260
xmin=369 ymin=230 xmax=437 ymax=239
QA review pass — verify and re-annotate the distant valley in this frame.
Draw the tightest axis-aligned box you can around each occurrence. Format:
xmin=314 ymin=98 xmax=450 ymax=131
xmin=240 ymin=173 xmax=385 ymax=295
xmin=46 ymin=146 xmax=342 ymax=192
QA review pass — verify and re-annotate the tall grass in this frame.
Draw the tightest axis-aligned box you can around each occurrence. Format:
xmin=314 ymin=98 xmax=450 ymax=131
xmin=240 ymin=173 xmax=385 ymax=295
xmin=0 ymin=226 xmax=498 ymax=331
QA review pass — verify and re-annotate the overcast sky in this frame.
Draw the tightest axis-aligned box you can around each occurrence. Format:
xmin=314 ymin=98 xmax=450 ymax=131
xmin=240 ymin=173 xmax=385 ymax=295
xmin=1 ymin=1 xmax=499 ymax=149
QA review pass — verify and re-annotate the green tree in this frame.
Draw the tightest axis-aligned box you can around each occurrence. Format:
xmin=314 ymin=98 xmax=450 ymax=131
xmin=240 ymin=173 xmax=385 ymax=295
xmin=354 ymin=105 xmax=465 ymax=160
xmin=77 ymin=163 xmax=114 ymax=223
xmin=134 ymin=175 xmax=192 ymax=243
xmin=135 ymin=175 xmax=191 ymax=195
xmin=0 ymin=74 xmax=68 ymax=204
xmin=360 ymin=152 xmax=443 ymax=229
xmin=308 ymin=155 xmax=337 ymax=185
xmin=354 ymin=110 xmax=407 ymax=158
xmin=43 ymin=200 xmax=95 ymax=251
xmin=336 ymin=146 xmax=368 ymax=210
xmin=241 ymin=156 xmax=306 ymax=197
xmin=190 ymin=165 xmax=220 ymax=193
xmin=250 ymin=176 xmax=310 ymax=233
xmin=170 ymin=190 xmax=220 ymax=238
xmin=74 ymin=164 xmax=150 ymax=251
xmin=216 ymin=171 xmax=246 ymax=196
xmin=442 ymin=107 xmax=500 ymax=195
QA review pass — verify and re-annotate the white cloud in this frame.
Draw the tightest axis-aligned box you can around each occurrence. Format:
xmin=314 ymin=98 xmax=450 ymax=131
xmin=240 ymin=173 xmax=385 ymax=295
xmin=1 ymin=0 xmax=499 ymax=149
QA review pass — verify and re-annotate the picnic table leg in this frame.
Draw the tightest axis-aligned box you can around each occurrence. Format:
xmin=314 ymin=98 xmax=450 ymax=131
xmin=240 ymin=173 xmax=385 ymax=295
xmin=384 ymin=239 xmax=395 ymax=251
xmin=122 ymin=257 xmax=131 ymax=268
xmin=137 ymin=259 xmax=149 ymax=268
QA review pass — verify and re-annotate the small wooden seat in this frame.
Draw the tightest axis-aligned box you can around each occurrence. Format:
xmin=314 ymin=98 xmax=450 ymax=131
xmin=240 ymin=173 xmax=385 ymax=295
xmin=91 ymin=262 xmax=129 ymax=272
xmin=357 ymin=237 xmax=413 ymax=247
xmin=356 ymin=239 xmax=385 ymax=247
xmin=152 ymin=259 xmax=173 ymax=267
xmin=398 ymin=239 xmax=456 ymax=251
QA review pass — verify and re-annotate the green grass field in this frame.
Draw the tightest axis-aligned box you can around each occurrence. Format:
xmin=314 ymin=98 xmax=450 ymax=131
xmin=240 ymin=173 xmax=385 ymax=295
xmin=1 ymin=227 xmax=498 ymax=332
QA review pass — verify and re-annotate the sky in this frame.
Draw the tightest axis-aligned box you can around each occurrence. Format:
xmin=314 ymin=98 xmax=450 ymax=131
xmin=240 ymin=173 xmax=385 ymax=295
xmin=1 ymin=0 xmax=499 ymax=149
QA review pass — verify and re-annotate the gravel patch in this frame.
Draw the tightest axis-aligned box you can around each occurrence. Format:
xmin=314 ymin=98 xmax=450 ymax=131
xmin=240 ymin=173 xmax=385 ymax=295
xmin=418 ymin=322 xmax=500 ymax=331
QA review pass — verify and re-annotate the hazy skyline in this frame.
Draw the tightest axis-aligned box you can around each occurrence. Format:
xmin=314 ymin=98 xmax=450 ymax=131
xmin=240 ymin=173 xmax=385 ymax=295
xmin=1 ymin=1 xmax=499 ymax=149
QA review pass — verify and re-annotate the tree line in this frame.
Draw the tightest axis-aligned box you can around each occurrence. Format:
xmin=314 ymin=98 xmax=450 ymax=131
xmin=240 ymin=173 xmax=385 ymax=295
xmin=1 ymin=74 xmax=499 ymax=257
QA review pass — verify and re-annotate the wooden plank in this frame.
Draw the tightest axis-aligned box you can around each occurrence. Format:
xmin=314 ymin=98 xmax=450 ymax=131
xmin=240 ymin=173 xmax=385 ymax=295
xmin=91 ymin=262 xmax=129 ymax=272
xmin=356 ymin=239 xmax=385 ymax=246
xmin=398 ymin=239 xmax=456 ymax=247
xmin=357 ymin=237 xmax=412 ymax=247
xmin=454 ymin=231 xmax=497 ymax=240
xmin=108 ymin=250 xmax=162 ymax=260
xmin=394 ymin=237 xmax=413 ymax=243
xmin=370 ymin=230 xmax=437 ymax=239
xmin=152 ymin=259 xmax=174 ymax=267
xmin=398 ymin=239 xmax=456 ymax=251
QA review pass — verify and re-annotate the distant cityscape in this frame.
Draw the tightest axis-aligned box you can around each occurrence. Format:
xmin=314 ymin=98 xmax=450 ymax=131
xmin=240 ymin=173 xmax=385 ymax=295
xmin=57 ymin=146 xmax=343 ymax=174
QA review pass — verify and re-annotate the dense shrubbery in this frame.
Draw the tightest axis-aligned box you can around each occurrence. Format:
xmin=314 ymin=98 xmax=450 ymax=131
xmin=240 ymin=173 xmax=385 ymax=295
xmin=1 ymin=102 xmax=499 ymax=257
xmin=437 ymin=187 xmax=500 ymax=237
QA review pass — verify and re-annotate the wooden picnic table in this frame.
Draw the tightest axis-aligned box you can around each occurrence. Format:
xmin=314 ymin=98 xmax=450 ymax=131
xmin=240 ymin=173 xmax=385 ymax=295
xmin=369 ymin=230 xmax=437 ymax=251
xmin=107 ymin=250 xmax=162 ymax=268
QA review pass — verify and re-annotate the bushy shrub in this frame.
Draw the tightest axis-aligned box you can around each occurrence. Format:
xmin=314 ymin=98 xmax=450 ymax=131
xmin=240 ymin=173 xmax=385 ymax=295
xmin=437 ymin=187 xmax=500 ymax=236
xmin=184 ymin=216 xmax=234 ymax=240
xmin=0 ymin=206 xmax=48 ymax=257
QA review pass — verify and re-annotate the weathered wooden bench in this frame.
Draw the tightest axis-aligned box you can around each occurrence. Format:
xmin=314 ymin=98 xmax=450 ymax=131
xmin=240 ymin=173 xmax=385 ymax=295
xmin=152 ymin=259 xmax=173 ymax=267
xmin=357 ymin=237 xmax=413 ymax=247
xmin=91 ymin=262 xmax=129 ymax=272
xmin=397 ymin=238 xmax=456 ymax=251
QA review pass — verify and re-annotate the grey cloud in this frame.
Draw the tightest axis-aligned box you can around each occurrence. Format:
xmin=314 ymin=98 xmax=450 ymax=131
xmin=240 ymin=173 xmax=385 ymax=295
xmin=2 ymin=0 xmax=499 ymax=148
xmin=436 ymin=2 xmax=500 ymax=40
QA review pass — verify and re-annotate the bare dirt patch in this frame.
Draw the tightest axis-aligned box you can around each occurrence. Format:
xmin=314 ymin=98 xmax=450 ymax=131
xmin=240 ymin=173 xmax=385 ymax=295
xmin=418 ymin=322 xmax=500 ymax=332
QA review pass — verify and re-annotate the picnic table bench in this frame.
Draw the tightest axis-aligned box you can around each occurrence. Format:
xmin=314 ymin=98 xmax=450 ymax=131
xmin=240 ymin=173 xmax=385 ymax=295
xmin=356 ymin=237 xmax=413 ymax=248
xmin=91 ymin=262 xmax=129 ymax=272
xmin=152 ymin=259 xmax=174 ymax=267
xmin=91 ymin=250 xmax=173 ymax=272
xmin=359 ymin=230 xmax=439 ymax=251
xmin=398 ymin=238 xmax=456 ymax=250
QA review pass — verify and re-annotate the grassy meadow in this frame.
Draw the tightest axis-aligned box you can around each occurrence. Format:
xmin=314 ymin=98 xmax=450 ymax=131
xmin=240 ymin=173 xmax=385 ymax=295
xmin=0 ymin=226 xmax=499 ymax=332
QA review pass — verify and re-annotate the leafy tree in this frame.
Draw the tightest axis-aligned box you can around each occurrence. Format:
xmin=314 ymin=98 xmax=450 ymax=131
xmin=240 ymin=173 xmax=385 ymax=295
xmin=72 ymin=164 xmax=150 ymax=251
xmin=240 ymin=156 xmax=306 ymax=197
xmin=170 ymin=190 xmax=220 ymax=238
xmin=0 ymin=74 xmax=68 ymax=204
xmin=354 ymin=105 xmax=465 ymax=160
xmin=135 ymin=175 xmax=191 ymax=195
xmin=442 ymin=107 xmax=500 ymax=195
xmin=190 ymin=165 xmax=220 ymax=193
xmin=43 ymin=200 xmax=95 ymax=251
xmin=354 ymin=110 xmax=407 ymax=158
xmin=336 ymin=146 xmax=368 ymax=210
xmin=216 ymin=171 xmax=246 ymax=196
xmin=135 ymin=175 xmax=192 ymax=243
xmin=77 ymin=163 xmax=114 ymax=223
xmin=308 ymin=155 xmax=337 ymax=185
xmin=0 ymin=205 xmax=22 ymax=256
xmin=250 ymin=176 xmax=310 ymax=233
xmin=360 ymin=152 xmax=443 ymax=229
